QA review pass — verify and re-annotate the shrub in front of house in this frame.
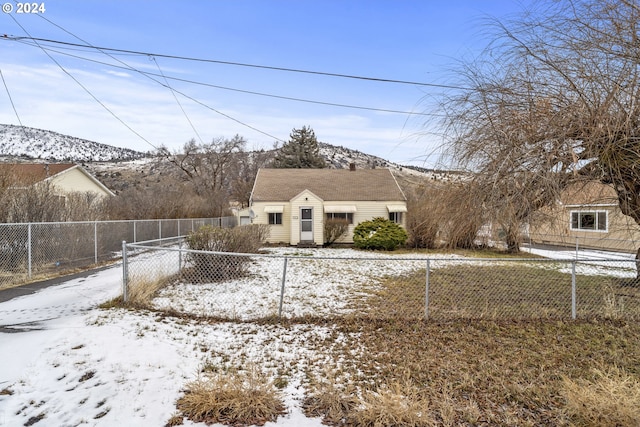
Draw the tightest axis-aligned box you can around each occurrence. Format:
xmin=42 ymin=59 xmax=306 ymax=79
xmin=185 ymin=224 xmax=269 ymax=281
xmin=352 ymin=217 xmax=407 ymax=251
xmin=324 ymin=218 xmax=350 ymax=246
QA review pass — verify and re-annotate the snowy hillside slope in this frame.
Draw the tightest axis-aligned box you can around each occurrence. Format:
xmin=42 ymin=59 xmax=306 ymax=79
xmin=0 ymin=124 xmax=147 ymax=162
xmin=0 ymin=124 xmax=462 ymax=192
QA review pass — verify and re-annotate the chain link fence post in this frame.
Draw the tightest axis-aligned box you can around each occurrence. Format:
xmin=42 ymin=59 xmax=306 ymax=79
xmin=94 ymin=221 xmax=98 ymax=264
xmin=425 ymin=259 xmax=430 ymax=320
xmin=278 ymin=257 xmax=289 ymax=320
xmin=27 ymin=223 xmax=32 ymax=279
xmin=122 ymin=240 xmax=129 ymax=303
xmin=571 ymin=260 xmax=577 ymax=319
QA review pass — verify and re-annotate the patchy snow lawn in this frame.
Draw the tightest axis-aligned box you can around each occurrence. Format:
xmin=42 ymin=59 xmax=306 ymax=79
xmin=0 ymin=246 xmax=634 ymax=426
xmin=151 ymin=247 xmax=460 ymax=319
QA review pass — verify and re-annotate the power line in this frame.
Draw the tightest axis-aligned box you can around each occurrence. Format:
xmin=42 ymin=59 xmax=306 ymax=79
xmin=5 ymin=16 xmax=161 ymax=151
xmin=11 ymin=16 xmax=287 ymax=142
xmin=0 ymin=68 xmax=32 ymax=143
xmin=0 ymin=68 xmax=24 ymax=128
xmin=13 ymin=39 xmax=443 ymax=118
xmin=2 ymin=35 xmax=470 ymax=90
xmin=151 ymin=56 xmax=205 ymax=145
xmin=4 ymin=19 xmax=284 ymax=145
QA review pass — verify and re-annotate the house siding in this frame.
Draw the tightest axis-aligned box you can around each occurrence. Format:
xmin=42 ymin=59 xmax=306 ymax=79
xmin=251 ymin=202 xmax=291 ymax=244
xmin=531 ymin=204 xmax=640 ymax=253
xmin=49 ymin=167 xmax=113 ymax=198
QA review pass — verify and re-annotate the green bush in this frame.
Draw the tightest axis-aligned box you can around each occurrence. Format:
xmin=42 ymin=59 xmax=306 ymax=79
xmin=353 ymin=217 xmax=407 ymax=251
xmin=185 ymin=224 xmax=269 ymax=281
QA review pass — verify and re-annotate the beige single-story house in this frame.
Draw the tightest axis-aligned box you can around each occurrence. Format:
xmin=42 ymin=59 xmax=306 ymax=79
xmin=0 ymin=163 xmax=115 ymax=199
xmin=249 ymin=168 xmax=407 ymax=246
xmin=529 ymin=181 xmax=640 ymax=253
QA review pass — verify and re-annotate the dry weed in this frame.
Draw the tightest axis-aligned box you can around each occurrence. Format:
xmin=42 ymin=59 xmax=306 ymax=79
xmin=302 ymin=369 xmax=358 ymax=425
xmin=350 ymin=382 xmax=436 ymax=427
xmin=176 ymin=365 xmax=286 ymax=426
xmin=562 ymin=366 xmax=640 ymax=426
xmin=126 ymin=274 xmax=172 ymax=306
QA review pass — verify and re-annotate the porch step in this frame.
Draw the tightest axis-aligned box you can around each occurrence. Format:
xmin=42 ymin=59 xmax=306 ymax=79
xmin=297 ymin=241 xmax=317 ymax=248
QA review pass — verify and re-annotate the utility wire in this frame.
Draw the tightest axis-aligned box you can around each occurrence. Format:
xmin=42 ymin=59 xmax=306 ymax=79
xmin=3 ymin=35 xmax=470 ymax=90
xmin=0 ymin=68 xmax=31 ymax=143
xmin=13 ymin=17 xmax=285 ymax=142
xmin=13 ymin=39 xmax=443 ymax=118
xmin=5 ymin=15 xmax=160 ymax=151
xmin=35 ymin=14 xmax=206 ymax=145
xmin=5 ymin=18 xmax=283 ymax=145
xmin=0 ymin=68 xmax=24 ymax=128
xmin=152 ymin=56 xmax=205 ymax=145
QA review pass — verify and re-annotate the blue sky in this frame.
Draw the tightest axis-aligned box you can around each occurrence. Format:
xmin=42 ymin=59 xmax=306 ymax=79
xmin=1 ymin=1 xmax=531 ymax=166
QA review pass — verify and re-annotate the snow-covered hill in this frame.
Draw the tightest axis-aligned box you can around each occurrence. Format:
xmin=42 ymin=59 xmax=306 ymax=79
xmin=0 ymin=124 xmax=462 ymax=191
xmin=0 ymin=124 xmax=147 ymax=162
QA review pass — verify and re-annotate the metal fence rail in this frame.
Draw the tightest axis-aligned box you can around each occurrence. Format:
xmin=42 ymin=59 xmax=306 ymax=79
xmin=0 ymin=217 xmax=235 ymax=289
xmin=122 ymin=243 xmax=640 ymax=321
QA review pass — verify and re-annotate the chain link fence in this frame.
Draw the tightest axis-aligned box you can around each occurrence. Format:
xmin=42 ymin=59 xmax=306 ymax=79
xmin=0 ymin=217 xmax=235 ymax=289
xmin=122 ymin=243 xmax=640 ymax=321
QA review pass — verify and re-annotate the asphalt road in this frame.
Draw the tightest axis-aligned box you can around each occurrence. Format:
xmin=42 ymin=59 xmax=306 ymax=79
xmin=0 ymin=263 xmax=118 ymax=304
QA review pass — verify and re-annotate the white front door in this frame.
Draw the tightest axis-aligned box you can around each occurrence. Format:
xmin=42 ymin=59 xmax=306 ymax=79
xmin=300 ymin=207 xmax=313 ymax=241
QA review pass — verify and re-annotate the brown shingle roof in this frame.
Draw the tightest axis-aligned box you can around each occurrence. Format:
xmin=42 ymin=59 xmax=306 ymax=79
xmin=251 ymin=168 xmax=406 ymax=202
xmin=0 ymin=163 xmax=76 ymax=185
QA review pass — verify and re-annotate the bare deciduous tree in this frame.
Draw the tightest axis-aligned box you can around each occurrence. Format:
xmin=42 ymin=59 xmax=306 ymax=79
xmin=441 ymin=0 xmax=640 ymax=253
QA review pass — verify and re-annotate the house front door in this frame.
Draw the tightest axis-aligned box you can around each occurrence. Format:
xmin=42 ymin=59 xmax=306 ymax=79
xmin=300 ymin=207 xmax=313 ymax=242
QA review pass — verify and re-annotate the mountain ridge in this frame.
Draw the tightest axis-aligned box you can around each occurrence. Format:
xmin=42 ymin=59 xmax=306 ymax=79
xmin=0 ymin=124 xmax=148 ymax=162
xmin=0 ymin=124 xmax=462 ymax=192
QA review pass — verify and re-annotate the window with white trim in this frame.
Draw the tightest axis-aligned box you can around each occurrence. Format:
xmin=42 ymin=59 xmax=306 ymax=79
xmin=326 ymin=212 xmax=353 ymax=224
xmin=389 ymin=212 xmax=403 ymax=224
xmin=570 ymin=211 xmax=607 ymax=231
xmin=268 ymin=212 xmax=282 ymax=225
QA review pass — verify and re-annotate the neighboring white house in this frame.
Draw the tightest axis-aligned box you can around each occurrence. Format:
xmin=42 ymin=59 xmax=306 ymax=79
xmin=529 ymin=180 xmax=640 ymax=253
xmin=0 ymin=163 xmax=115 ymax=199
xmin=249 ymin=167 xmax=407 ymax=246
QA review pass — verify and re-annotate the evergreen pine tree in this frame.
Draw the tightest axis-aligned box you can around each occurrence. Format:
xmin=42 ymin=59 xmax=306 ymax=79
xmin=272 ymin=126 xmax=326 ymax=168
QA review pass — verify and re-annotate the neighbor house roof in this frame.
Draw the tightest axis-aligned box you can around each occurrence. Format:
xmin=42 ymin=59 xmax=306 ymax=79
xmin=251 ymin=168 xmax=406 ymax=202
xmin=0 ymin=163 xmax=115 ymax=196
xmin=0 ymin=163 xmax=76 ymax=185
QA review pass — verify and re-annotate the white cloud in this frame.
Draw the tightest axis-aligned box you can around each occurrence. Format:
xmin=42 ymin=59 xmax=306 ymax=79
xmin=0 ymin=59 xmax=437 ymax=165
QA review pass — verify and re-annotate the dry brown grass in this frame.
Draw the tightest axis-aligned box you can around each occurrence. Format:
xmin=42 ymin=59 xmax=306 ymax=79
xmin=176 ymin=365 xmax=286 ymax=426
xmin=301 ymin=316 xmax=640 ymax=426
xmin=126 ymin=274 xmax=173 ymax=306
xmin=562 ymin=366 xmax=640 ymax=426
xmin=358 ymin=263 xmax=640 ymax=321
xmin=302 ymin=369 xmax=359 ymax=425
xmin=351 ymin=382 xmax=436 ymax=427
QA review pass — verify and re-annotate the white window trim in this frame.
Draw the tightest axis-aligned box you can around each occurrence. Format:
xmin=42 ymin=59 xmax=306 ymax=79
xmin=569 ymin=210 xmax=608 ymax=232
xmin=268 ymin=212 xmax=283 ymax=225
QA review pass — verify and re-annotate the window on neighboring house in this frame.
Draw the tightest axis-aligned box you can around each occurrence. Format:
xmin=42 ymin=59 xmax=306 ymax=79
xmin=570 ymin=211 xmax=607 ymax=231
xmin=268 ymin=212 xmax=282 ymax=225
xmin=326 ymin=212 xmax=353 ymax=224
xmin=389 ymin=212 xmax=403 ymax=224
